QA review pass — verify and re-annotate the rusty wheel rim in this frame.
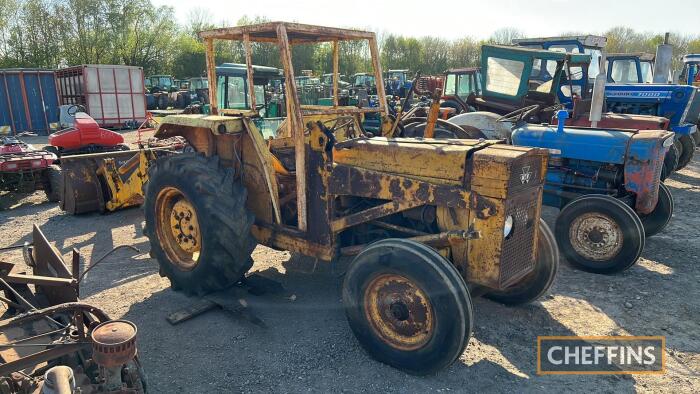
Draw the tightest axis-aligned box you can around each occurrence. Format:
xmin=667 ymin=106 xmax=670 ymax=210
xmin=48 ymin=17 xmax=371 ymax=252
xmin=364 ymin=273 xmax=435 ymax=351
xmin=155 ymin=187 xmax=201 ymax=270
xmin=569 ymin=212 xmax=623 ymax=261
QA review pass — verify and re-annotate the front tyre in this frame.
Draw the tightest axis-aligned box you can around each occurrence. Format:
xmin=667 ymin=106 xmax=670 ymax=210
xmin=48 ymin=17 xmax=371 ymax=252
xmin=555 ymin=195 xmax=645 ymax=274
xmin=486 ymin=219 xmax=558 ymax=305
xmin=639 ymin=183 xmax=674 ymax=237
xmin=144 ymin=153 xmax=256 ymax=295
xmin=342 ymin=239 xmax=472 ymax=375
xmin=43 ymin=165 xmax=62 ymax=202
xmin=676 ymin=134 xmax=695 ymax=170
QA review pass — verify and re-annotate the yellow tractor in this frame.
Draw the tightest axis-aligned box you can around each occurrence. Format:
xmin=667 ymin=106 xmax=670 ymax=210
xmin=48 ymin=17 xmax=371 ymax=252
xmin=144 ymin=22 xmax=557 ymax=375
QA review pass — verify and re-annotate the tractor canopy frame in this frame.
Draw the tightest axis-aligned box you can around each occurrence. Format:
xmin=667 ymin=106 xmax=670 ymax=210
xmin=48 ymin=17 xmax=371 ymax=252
xmin=199 ymin=22 xmax=388 ymax=231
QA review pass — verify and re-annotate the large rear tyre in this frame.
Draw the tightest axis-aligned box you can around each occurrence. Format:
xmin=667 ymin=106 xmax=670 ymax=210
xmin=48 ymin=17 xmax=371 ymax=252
xmin=639 ymin=183 xmax=674 ymax=237
xmin=43 ymin=165 xmax=62 ymax=202
xmin=144 ymin=153 xmax=256 ymax=295
xmin=661 ymin=141 xmax=680 ymax=180
xmin=342 ymin=239 xmax=472 ymax=375
xmin=676 ymin=134 xmax=695 ymax=170
xmin=157 ymin=95 xmax=169 ymax=110
xmin=692 ymin=131 xmax=700 ymax=146
xmin=486 ymin=219 xmax=558 ymax=305
xmin=555 ymin=195 xmax=645 ymax=274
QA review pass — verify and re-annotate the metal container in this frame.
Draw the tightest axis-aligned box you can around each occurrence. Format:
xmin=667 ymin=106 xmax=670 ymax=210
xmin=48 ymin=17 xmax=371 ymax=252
xmin=56 ymin=65 xmax=146 ymax=128
xmin=0 ymin=69 xmax=60 ymax=136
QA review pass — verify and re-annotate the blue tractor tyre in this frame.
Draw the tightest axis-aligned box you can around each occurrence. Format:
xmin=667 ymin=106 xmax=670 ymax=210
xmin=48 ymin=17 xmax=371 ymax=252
xmin=676 ymin=135 xmax=695 ymax=170
xmin=555 ymin=194 xmax=645 ymax=274
xmin=661 ymin=142 xmax=680 ymax=181
xmin=692 ymin=131 xmax=700 ymax=146
xmin=485 ymin=219 xmax=558 ymax=305
xmin=638 ymin=183 xmax=674 ymax=237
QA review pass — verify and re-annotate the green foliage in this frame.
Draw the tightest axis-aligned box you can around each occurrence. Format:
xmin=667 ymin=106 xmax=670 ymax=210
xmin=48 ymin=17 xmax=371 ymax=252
xmin=0 ymin=1 xmax=698 ymax=80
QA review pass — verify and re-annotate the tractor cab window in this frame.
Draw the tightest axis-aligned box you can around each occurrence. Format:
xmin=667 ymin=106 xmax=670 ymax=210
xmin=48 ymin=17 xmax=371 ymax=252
xmin=218 ymin=75 xmax=247 ymax=109
xmin=528 ymin=57 xmax=558 ymax=94
xmin=457 ymin=74 xmax=477 ymax=99
xmin=444 ymin=74 xmax=456 ymax=96
xmin=158 ymin=77 xmax=173 ymax=89
xmin=485 ymin=57 xmax=524 ymax=96
xmin=610 ymin=59 xmax=639 ymax=83
xmin=640 ymin=61 xmax=654 ymax=83
xmin=585 ymin=48 xmax=602 ymax=78
xmin=560 ymin=65 xmax=584 ymax=97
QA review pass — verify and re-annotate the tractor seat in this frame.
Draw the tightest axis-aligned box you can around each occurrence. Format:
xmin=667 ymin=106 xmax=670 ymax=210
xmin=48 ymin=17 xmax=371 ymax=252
xmin=74 ymin=112 xmax=101 ymax=131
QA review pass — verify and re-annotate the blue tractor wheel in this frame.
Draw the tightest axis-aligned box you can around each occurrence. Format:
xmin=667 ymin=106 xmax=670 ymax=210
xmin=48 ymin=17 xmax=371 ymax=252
xmin=676 ymin=135 xmax=695 ymax=170
xmin=555 ymin=194 xmax=645 ymax=274
xmin=638 ymin=183 xmax=674 ymax=237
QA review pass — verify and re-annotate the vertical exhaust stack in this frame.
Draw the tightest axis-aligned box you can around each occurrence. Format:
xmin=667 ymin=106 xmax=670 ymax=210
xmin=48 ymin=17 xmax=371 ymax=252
xmin=589 ymin=53 xmax=607 ymax=127
xmin=653 ymin=33 xmax=673 ymax=84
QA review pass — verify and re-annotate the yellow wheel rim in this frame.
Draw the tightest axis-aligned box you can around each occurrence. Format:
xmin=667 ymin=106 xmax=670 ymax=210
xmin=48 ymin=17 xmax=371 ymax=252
xmin=364 ymin=273 xmax=434 ymax=351
xmin=155 ymin=187 xmax=201 ymax=270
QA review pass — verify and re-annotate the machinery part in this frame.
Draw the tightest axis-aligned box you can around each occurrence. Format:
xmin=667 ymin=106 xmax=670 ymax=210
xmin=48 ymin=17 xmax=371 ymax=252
xmin=496 ymin=104 xmax=541 ymax=124
xmin=661 ymin=142 xmax=680 ymax=180
xmin=485 ymin=219 xmax=558 ymax=305
xmin=555 ymin=195 xmax=645 ymax=274
xmin=342 ymin=239 xmax=472 ymax=375
xmin=91 ymin=320 xmax=138 ymax=368
xmin=676 ymin=134 xmax=695 ymax=170
xmin=41 ymin=366 xmax=75 ymax=394
xmin=639 ymin=183 xmax=674 ymax=237
xmin=157 ymin=94 xmax=169 ymax=110
xmin=144 ymin=153 xmax=256 ymax=295
xmin=43 ymin=165 xmax=62 ymax=202
xmin=692 ymin=130 xmax=700 ymax=146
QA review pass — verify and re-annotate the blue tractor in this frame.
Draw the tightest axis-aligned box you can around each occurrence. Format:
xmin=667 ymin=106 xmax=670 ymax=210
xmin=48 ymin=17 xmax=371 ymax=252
xmin=445 ymin=44 xmax=675 ymax=274
xmin=513 ymin=35 xmax=700 ymax=169
xmin=385 ymin=69 xmax=413 ymax=98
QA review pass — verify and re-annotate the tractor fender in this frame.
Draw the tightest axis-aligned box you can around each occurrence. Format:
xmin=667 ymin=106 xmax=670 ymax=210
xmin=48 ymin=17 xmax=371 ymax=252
xmin=449 ymin=112 xmax=512 ymax=140
xmin=625 ymin=131 xmax=674 ymax=215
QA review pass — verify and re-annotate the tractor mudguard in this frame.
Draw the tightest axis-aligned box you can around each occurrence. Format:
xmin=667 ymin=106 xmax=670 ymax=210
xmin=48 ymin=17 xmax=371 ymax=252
xmin=625 ymin=131 xmax=674 ymax=215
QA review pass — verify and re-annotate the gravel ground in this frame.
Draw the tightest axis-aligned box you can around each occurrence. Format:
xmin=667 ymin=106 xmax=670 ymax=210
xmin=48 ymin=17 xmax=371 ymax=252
xmin=0 ymin=131 xmax=698 ymax=393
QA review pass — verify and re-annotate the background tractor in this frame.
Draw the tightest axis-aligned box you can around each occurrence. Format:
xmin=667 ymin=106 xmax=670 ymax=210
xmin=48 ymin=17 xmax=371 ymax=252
xmin=513 ymin=35 xmax=700 ymax=168
xmin=447 ymin=44 xmax=675 ymax=274
xmin=145 ymin=74 xmax=191 ymax=110
xmin=143 ymin=22 xmax=557 ymax=375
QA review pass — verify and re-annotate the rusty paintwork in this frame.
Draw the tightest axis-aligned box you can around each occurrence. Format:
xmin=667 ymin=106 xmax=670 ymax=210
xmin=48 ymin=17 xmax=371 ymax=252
xmin=59 ymin=150 xmax=157 ymax=215
xmin=364 ymin=273 xmax=434 ymax=351
xmin=625 ymin=131 xmax=672 ymax=214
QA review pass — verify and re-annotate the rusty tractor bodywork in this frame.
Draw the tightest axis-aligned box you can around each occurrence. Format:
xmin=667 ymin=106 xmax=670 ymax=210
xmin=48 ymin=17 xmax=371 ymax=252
xmin=143 ymin=22 xmax=556 ymax=375
xmin=0 ymin=225 xmax=145 ymax=393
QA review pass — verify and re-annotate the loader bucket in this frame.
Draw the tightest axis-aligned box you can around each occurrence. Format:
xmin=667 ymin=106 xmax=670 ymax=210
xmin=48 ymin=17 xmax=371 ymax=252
xmin=59 ymin=150 xmax=138 ymax=214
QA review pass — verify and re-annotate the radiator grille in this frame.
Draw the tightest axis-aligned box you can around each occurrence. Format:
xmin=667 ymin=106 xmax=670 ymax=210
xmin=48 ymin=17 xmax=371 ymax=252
xmin=508 ymin=155 xmax=544 ymax=194
xmin=499 ymin=191 xmax=539 ymax=288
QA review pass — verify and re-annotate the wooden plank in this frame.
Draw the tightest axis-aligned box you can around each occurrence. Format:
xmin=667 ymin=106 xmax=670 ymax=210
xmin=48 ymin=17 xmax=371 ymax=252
xmin=205 ymin=38 xmax=218 ymax=115
xmin=276 ymin=24 xmax=307 ymax=232
xmin=167 ymin=299 xmax=218 ymax=325
xmin=243 ymin=33 xmax=257 ymax=110
xmin=368 ymin=35 xmax=388 ymax=116
xmin=199 ymin=22 xmax=374 ymax=41
xmin=333 ymin=40 xmax=339 ymax=108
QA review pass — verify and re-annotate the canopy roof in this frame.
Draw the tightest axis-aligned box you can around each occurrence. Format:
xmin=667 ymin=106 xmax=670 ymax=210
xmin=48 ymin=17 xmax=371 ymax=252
xmin=482 ymin=45 xmax=591 ymax=64
xmin=199 ymin=21 xmax=374 ymax=43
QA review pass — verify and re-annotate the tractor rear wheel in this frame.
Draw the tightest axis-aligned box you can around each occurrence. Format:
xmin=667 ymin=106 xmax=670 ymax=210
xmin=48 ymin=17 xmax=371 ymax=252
xmin=43 ymin=165 xmax=62 ymax=202
xmin=676 ymin=134 xmax=695 ymax=170
xmin=555 ymin=194 xmax=645 ymax=274
xmin=144 ymin=153 xmax=256 ymax=295
xmin=157 ymin=95 xmax=169 ymax=110
xmin=639 ymin=183 xmax=674 ymax=237
xmin=486 ymin=219 xmax=558 ymax=305
xmin=692 ymin=131 xmax=700 ymax=146
xmin=661 ymin=141 xmax=680 ymax=180
xmin=342 ymin=239 xmax=472 ymax=375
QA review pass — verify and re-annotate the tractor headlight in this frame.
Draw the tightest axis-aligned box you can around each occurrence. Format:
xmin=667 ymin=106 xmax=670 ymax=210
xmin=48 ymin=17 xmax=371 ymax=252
xmin=504 ymin=215 xmax=514 ymax=238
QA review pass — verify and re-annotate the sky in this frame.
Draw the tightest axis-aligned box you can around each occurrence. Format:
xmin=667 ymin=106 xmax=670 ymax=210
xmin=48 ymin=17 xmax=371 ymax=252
xmin=151 ymin=0 xmax=699 ymax=40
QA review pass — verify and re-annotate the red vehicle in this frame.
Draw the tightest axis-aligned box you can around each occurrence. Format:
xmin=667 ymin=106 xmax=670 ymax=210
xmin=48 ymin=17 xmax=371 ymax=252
xmin=0 ymin=136 xmax=61 ymax=201
xmin=47 ymin=107 xmax=128 ymax=156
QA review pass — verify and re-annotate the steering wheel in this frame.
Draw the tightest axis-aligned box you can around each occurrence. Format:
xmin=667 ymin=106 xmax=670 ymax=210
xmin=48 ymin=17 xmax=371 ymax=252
xmin=496 ymin=104 xmax=541 ymax=123
xmin=67 ymin=104 xmax=86 ymax=117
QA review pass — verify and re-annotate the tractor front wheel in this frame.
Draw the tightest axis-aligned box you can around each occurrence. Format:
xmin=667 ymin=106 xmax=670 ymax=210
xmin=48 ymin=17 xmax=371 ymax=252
xmin=342 ymin=239 xmax=472 ymax=375
xmin=639 ymin=183 xmax=674 ymax=237
xmin=43 ymin=165 xmax=62 ymax=202
xmin=676 ymin=134 xmax=695 ymax=170
xmin=486 ymin=219 xmax=558 ymax=305
xmin=144 ymin=153 xmax=256 ymax=295
xmin=555 ymin=194 xmax=645 ymax=274
xmin=661 ymin=141 xmax=680 ymax=180
xmin=692 ymin=131 xmax=700 ymax=146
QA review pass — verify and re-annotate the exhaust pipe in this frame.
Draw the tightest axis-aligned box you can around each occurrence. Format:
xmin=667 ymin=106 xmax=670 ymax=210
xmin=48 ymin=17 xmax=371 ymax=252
xmin=589 ymin=53 xmax=607 ymax=127
xmin=653 ymin=33 xmax=673 ymax=84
